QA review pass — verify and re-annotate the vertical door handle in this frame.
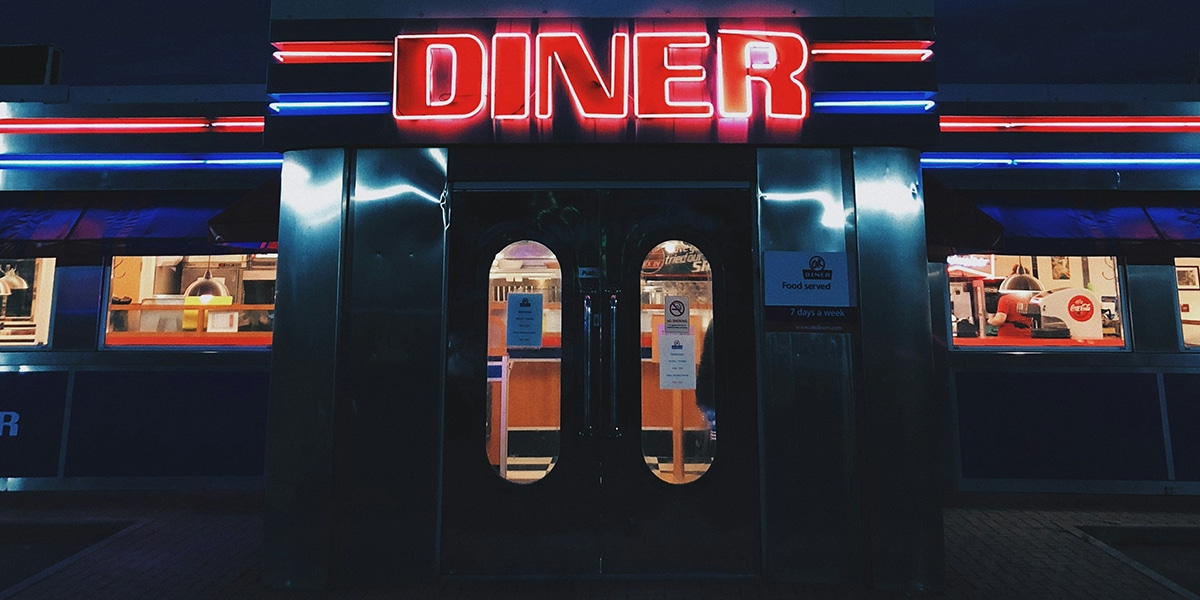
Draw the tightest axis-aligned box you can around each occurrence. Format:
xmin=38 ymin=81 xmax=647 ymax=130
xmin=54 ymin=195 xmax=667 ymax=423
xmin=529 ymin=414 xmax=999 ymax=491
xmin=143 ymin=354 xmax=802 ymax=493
xmin=580 ymin=294 xmax=594 ymax=437
xmin=607 ymin=292 xmax=622 ymax=438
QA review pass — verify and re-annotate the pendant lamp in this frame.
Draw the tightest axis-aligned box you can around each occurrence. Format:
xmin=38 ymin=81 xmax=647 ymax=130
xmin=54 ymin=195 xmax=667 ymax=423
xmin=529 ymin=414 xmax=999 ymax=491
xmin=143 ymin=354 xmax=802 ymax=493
xmin=998 ymin=264 xmax=1045 ymax=293
xmin=0 ymin=278 xmax=10 ymax=321
xmin=184 ymin=258 xmax=230 ymax=298
xmin=184 ymin=269 xmax=230 ymax=297
xmin=0 ymin=265 xmax=27 ymax=290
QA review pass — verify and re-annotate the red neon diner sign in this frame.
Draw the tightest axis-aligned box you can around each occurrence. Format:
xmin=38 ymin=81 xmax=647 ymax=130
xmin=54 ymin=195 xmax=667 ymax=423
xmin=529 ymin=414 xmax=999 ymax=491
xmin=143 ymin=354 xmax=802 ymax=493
xmin=391 ymin=29 xmax=809 ymax=123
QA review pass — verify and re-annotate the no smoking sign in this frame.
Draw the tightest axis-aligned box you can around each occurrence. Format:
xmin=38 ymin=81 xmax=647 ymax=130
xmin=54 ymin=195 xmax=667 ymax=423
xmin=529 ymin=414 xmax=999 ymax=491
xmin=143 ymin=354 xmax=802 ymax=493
xmin=664 ymin=295 xmax=690 ymax=333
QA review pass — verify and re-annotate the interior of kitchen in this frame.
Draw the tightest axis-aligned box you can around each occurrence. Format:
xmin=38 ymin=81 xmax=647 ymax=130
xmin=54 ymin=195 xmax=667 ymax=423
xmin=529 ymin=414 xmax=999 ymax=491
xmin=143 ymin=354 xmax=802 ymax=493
xmin=105 ymin=253 xmax=276 ymax=347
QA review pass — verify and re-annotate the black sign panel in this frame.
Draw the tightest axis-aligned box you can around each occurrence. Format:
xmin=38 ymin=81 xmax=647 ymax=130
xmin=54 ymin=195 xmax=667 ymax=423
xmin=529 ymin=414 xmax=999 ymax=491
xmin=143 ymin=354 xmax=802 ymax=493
xmin=0 ymin=371 xmax=68 ymax=477
xmin=265 ymin=17 xmax=937 ymax=150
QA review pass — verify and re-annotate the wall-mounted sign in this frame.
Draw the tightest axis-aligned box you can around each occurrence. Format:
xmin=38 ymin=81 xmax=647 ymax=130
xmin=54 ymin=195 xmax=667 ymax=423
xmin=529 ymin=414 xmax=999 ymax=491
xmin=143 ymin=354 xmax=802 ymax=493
xmin=764 ymin=251 xmax=852 ymax=307
xmin=393 ymin=29 xmax=808 ymax=122
xmin=763 ymin=251 xmax=858 ymax=333
xmin=266 ymin=18 xmax=938 ymax=147
xmin=506 ymin=292 xmax=543 ymax=348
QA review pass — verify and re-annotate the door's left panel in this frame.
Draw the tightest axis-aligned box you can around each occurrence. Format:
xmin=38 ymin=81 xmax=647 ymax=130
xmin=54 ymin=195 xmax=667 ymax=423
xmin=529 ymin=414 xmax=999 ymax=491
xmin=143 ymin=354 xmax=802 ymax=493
xmin=442 ymin=190 xmax=601 ymax=575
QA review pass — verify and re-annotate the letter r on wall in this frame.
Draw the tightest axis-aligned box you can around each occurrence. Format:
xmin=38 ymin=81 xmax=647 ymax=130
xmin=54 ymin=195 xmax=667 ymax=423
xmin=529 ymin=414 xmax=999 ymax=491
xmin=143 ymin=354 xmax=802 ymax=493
xmin=0 ymin=412 xmax=18 ymax=436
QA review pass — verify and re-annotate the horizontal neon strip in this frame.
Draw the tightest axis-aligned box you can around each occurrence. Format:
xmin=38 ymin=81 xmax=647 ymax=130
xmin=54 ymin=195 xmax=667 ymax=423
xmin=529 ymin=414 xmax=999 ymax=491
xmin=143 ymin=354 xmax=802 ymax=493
xmin=812 ymin=92 xmax=935 ymax=114
xmin=271 ymin=41 xmax=393 ymax=64
xmin=269 ymin=92 xmax=936 ymax=116
xmin=0 ymin=153 xmax=283 ymax=170
xmin=941 ymin=115 xmax=1200 ymax=133
xmin=274 ymin=39 xmax=935 ymax=64
xmin=921 ymin=153 xmax=1200 ymax=169
xmin=0 ymin=117 xmax=264 ymax=135
xmin=268 ymin=92 xmax=391 ymax=115
xmin=809 ymin=41 xmax=933 ymax=62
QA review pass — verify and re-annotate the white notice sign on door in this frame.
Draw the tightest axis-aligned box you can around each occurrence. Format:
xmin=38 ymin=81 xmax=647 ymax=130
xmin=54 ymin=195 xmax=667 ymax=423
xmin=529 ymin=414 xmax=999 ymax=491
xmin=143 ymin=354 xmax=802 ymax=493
xmin=506 ymin=293 xmax=543 ymax=348
xmin=658 ymin=334 xmax=696 ymax=390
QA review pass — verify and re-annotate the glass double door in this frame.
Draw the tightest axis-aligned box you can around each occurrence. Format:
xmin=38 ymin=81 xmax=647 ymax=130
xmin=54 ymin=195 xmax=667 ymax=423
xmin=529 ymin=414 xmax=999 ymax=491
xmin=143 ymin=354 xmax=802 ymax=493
xmin=442 ymin=188 xmax=759 ymax=576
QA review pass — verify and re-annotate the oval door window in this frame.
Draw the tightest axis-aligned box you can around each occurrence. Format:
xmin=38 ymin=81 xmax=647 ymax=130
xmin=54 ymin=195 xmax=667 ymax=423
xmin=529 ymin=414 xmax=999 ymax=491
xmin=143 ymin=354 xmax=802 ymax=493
xmin=486 ymin=241 xmax=562 ymax=483
xmin=641 ymin=240 xmax=715 ymax=484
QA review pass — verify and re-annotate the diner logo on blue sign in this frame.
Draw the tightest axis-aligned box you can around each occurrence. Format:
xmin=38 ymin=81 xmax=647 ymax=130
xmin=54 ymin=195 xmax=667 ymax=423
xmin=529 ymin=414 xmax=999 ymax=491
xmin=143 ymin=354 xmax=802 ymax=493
xmin=802 ymin=254 xmax=833 ymax=280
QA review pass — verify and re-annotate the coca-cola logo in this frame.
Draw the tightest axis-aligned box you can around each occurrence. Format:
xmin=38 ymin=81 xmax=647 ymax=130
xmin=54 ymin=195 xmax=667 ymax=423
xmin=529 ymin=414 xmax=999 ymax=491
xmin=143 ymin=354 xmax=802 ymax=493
xmin=1067 ymin=295 xmax=1094 ymax=322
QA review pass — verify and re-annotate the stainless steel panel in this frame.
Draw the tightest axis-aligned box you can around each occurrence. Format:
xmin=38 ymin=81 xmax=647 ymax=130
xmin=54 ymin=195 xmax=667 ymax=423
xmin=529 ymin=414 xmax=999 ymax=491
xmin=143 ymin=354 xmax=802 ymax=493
xmin=758 ymin=148 xmax=848 ymax=253
xmin=262 ymin=148 xmax=347 ymax=589
xmin=340 ymin=147 xmax=447 ymax=582
xmin=760 ymin=331 xmax=862 ymax=582
xmin=852 ymin=147 xmax=942 ymax=592
xmin=756 ymin=148 xmax=863 ymax=582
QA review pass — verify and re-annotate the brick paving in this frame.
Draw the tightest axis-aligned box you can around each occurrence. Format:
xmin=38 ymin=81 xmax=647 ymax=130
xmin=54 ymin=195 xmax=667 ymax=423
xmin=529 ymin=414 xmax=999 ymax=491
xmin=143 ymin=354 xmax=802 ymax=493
xmin=2 ymin=492 xmax=1199 ymax=599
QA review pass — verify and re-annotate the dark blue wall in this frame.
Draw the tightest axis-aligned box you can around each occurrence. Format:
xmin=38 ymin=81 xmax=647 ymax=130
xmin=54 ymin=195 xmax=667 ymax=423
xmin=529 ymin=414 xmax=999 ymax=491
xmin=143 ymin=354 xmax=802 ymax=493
xmin=0 ymin=371 xmax=69 ymax=477
xmin=64 ymin=370 xmax=269 ymax=477
xmin=1164 ymin=374 xmax=1200 ymax=482
xmin=957 ymin=371 xmax=1167 ymax=481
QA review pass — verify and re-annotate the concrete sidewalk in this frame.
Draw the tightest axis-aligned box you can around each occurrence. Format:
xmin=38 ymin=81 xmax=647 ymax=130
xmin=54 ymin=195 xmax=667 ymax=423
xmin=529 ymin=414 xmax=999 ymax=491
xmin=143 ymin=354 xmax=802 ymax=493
xmin=2 ymin=491 xmax=1199 ymax=599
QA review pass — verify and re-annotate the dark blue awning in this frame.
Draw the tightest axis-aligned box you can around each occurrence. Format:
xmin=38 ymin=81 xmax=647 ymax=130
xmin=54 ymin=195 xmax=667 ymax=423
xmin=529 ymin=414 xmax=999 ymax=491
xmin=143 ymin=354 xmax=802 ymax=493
xmin=0 ymin=188 xmax=276 ymax=257
xmin=925 ymin=182 xmax=1200 ymax=258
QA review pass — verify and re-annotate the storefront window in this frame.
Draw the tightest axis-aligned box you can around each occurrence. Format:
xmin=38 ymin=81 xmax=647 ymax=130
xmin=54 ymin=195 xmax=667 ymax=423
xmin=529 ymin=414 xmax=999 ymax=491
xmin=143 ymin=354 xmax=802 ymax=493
xmin=105 ymin=254 xmax=275 ymax=347
xmin=947 ymin=254 xmax=1124 ymax=349
xmin=0 ymin=258 xmax=54 ymax=348
xmin=1175 ymin=258 xmax=1200 ymax=348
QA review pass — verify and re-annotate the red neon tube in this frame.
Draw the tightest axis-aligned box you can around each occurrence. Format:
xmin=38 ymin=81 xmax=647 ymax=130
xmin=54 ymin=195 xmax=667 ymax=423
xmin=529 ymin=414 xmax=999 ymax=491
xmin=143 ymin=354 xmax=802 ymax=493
xmin=809 ymin=41 xmax=933 ymax=62
xmin=941 ymin=115 xmax=1200 ymax=133
xmin=0 ymin=117 xmax=264 ymax=135
xmin=271 ymin=41 xmax=393 ymax=64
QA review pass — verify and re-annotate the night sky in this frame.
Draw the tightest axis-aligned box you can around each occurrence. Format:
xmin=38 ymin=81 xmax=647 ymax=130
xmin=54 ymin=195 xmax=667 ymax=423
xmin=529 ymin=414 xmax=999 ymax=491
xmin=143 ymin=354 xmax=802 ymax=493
xmin=0 ymin=0 xmax=1197 ymax=85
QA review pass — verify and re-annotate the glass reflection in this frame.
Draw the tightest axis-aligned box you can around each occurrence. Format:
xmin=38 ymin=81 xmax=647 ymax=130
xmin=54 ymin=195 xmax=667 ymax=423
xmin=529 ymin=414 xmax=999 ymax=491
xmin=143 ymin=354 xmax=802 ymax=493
xmin=640 ymin=240 xmax=715 ymax=484
xmin=486 ymin=241 xmax=562 ymax=483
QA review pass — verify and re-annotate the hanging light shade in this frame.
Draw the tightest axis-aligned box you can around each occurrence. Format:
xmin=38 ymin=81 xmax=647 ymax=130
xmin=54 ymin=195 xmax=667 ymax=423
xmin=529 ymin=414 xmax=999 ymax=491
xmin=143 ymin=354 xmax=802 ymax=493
xmin=0 ymin=279 xmax=10 ymax=296
xmin=0 ymin=266 xmax=28 ymax=290
xmin=999 ymin=265 xmax=1045 ymax=292
xmin=184 ymin=269 xmax=230 ymax=297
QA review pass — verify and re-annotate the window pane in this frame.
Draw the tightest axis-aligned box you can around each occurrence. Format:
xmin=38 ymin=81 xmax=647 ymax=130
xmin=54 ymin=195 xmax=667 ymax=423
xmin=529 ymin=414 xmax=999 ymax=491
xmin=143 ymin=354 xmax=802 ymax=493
xmin=487 ymin=241 xmax=561 ymax=483
xmin=640 ymin=241 xmax=714 ymax=484
xmin=105 ymin=254 xmax=275 ymax=347
xmin=947 ymin=254 xmax=1124 ymax=349
xmin=0 ymin=258 xmax=54 ymax=348
xmin=1176 ymin=258 xmax=1200 ymax=348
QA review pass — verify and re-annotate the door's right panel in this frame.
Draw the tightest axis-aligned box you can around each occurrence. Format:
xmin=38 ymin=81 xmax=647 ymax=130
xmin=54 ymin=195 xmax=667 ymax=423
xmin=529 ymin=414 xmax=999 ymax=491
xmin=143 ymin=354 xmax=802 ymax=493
xmin=600 ymin=188 xmax=761 ymax=575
